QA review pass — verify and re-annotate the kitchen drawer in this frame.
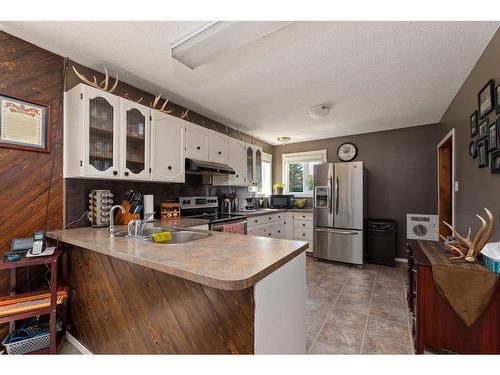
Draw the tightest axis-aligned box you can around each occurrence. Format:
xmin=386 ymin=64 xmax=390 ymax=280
xmin=294 ymin=220 xmax=313 ymax=230
xmin=294 ymin=228 xmax=313 ymax=241
xmin=263 ymin=223 xmax=276 ymax=238
xmin=275 ymin=222 xmax=286 ymax=239
xmin=248 ymin=215 xmax=267 ymax=227
xmin=247 ymin=226 xmax=260 ymax=236
xmin=293 ymin=212 xmax=313 ymax=221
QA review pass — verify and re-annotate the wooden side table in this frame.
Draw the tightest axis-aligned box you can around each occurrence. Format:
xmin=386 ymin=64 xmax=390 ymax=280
xmin=0 ymin=249 xmax=68 ymax=354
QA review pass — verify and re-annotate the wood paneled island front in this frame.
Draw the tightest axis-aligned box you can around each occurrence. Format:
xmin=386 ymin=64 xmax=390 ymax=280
xmin=47 ymin=223 xmax=308 ymax=354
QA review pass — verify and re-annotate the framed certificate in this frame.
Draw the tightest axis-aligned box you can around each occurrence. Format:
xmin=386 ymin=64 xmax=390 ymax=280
xmin=0 ymin=94 xmax=50 ymax=153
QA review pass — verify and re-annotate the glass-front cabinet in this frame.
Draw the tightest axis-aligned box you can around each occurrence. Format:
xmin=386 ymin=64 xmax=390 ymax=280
xmin=120 ymin=101 xmax=150 ymax=180
xmin=255 ymin=148 xmax=262 ymax=187
xmin=84 ymin=87 xmax=120 ymax=178
xmin=246 ymin=146 xmax=254 ymax=185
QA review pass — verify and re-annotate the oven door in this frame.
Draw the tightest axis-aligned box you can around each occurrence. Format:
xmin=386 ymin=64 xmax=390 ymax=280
xmin=211 ymin=220 xmax=247 ymax=234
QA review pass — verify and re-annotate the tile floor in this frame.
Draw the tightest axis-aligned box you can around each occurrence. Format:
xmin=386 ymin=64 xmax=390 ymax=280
xmin=60 ymin=256 xmax=414 ymax=355
xmin=306 ymin=255 xmax=414 ymax=354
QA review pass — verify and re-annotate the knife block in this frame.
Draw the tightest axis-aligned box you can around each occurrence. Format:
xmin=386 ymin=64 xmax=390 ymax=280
xmin=114 ymin=201 xmax=140 ymax=225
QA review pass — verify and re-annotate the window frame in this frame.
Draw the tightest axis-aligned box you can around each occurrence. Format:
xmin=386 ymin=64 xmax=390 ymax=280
xmin=256 ymin=152 xmax=272 ymax=196
xmin=282 ymin=150 xmax=327 ymax=197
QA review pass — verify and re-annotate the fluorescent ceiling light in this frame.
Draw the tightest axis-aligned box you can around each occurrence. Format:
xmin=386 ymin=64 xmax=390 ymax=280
xmin=171 ymin=21 xmax=291 ymax=69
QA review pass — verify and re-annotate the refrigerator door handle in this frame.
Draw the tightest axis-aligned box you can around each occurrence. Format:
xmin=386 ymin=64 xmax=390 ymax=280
xmin=315 ymin=228 xmax=358 ymax=235
xmin=335 ymin=177 xmax=339 ymax=215
xmin=328 ymin=177 xmax=333 ymax=215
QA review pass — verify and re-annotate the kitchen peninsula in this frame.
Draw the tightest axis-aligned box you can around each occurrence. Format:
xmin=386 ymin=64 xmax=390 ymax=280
xmin=47 ymin=222 xmax=308 ymax=354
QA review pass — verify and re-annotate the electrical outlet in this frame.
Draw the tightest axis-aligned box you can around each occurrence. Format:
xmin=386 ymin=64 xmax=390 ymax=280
xmin=454 ymin=181 xmax=459 ymax=192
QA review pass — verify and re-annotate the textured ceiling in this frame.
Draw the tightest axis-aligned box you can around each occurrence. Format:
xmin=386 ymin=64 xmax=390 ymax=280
xmin=1 ymin=21 xmax=498 ymax=144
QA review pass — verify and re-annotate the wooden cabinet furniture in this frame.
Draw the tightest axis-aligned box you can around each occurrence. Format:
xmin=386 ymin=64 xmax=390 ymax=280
xmin=209 ymin=130 xmax=229 ymax=164
xmin=293 ymin=212 xmax=314 ymax=253
xmin=150 ymin=111 xmax=185 ymax=182
xmin=247 ymin=211 xmax=313 ymax=253
xmin=407 ymin=240 xmax=500 ymax=354
xmin=185 ymin=122 xmax=210 ymax=161
xmin=64 ymin=83 xmax=260 ymax=186
xmin=120 ymin=100 xmax=150 ymax=180
xmin=245 ymin=144 xmax=263 ymax=188
xmin=0 ymin=250 xmax=68 ymax=354
xmin=65 ymin=84 xmax=121 ymax=178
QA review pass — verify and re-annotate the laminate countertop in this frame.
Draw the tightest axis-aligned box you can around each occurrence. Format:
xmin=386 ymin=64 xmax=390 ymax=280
xmin=47 ymin=222 xmax=308 ymax=291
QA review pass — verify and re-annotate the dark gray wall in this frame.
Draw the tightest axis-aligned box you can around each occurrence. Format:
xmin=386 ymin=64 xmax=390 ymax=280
xmin=439 ymin=28 xmax=500 ymax=240
xmin=272 ymin=124 xmax=439 ymax=258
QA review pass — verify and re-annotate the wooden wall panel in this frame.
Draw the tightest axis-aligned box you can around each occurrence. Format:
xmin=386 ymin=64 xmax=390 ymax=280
xmin=0 ymin=31 xmax=64 ymax=338
xmin=69 ymin=247 xmax=255 ymax=354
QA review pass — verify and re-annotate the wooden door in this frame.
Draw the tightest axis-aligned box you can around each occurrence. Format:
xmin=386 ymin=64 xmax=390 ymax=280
xmin=438 ymin=137 xmax=453 ymax=237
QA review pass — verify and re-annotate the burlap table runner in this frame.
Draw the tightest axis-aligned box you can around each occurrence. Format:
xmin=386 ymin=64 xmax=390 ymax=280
xmin=418 ymin=240 xmax=499 ymax=327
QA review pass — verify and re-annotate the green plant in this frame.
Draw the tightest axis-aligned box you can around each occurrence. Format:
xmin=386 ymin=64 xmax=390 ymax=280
xmin=273 ymin=183 xmax=286 ymax=189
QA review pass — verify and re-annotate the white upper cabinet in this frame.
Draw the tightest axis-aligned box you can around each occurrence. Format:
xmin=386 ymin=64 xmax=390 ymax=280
xmin=150 ymin=110 xmax=185 ymax=183
xmin=209 ymin=130 xmax=229 ymax=164
xmin=245 ymin=143 xmax=263 ymax=187
xmin=64 ymin=84 xmax=121 ymax=179
xmin=120 ymin=100 xmax=150 ymax=180
xmin=227 ymin=138 xmax=247 ymax=186
xmin=185 ymin=122 xmax=209 ymax=161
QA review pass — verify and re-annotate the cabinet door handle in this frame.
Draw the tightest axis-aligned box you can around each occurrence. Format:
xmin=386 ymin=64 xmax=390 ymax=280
xmin=124 ymin=172 xmax=129 ymax=176
xmin=303 ymin=223 xmax=305 ymax=226
xmin=196 ymin=146 xmax=200 ymax=150
xmin=113 ymin=171 xmax=118 ymax=176
xmin=168 ymin=166 xmax=172 ymax=170
xmin=218 ymin=151 xmax=222 ymax=155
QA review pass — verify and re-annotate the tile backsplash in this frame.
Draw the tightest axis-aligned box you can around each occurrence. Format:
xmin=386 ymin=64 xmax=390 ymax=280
xmin=64 ymin=177 xmax=254 ymax=227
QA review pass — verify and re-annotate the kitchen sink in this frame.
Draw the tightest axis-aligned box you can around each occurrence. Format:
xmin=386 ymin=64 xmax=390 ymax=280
xmin=112 ymin=228 xmax=210 ymax=244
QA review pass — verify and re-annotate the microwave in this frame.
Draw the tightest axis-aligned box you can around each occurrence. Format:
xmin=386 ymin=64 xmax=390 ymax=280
xmin=269 ymin=195 xmax=295 ymax=209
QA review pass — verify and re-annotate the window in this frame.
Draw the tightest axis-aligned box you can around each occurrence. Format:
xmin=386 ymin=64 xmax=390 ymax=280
xmin=282 ymin=150 xmax=327 ymax=196
xmin=257 ymin=152 xmax=272 ymax=196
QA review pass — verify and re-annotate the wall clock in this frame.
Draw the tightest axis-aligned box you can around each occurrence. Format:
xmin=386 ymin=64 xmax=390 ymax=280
xmin=337 ymin=142 xmax=357 ymax=162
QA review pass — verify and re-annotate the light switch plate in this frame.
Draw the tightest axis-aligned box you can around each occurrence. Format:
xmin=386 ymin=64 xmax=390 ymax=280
xmin=454 ymin=181 xmax=459 ymax=192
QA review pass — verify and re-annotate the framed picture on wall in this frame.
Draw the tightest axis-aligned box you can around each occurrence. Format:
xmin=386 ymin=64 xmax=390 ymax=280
xmin=496 ymin=83 xmax=500 ymax=114
xmin=477 ymin=138 xmax=489 ymax=168
xmin=0 ymin=93 xmax=50 ymax=153
xmin=470 ymin=111 xmax=478 ymax=137
xmin=478 ymin=79 xmax=495 ymax=119
xmin=469 ymin=140 xmax=478 ymax=159
xmin=478 ymin=118 xmax=489 ymax=139
xmin=488 ymin=121 xmax=498 ymax=151
xmin=491 ymin=150 xmax=500 ymax=174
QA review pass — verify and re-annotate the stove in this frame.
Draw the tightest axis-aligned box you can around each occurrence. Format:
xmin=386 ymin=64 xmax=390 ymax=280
xmin=180 ymin=196 xmax=247 ymax=231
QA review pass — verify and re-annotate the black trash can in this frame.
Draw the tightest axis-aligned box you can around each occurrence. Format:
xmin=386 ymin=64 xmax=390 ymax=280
xmin=366 ymin=219 xmax=397 ymax=267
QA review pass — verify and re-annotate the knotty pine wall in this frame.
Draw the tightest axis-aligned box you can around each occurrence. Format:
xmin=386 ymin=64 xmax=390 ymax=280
xmin=0 ymin=31 xmax=65 ymax=338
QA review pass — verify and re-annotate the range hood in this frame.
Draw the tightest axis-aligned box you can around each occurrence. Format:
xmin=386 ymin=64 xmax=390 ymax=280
xmin=185 ymin=158 xmax=235 ymax=176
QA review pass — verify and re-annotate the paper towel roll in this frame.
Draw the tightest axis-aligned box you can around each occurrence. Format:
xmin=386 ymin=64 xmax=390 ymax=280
xmin=144 ymin=195 xmax=154 ymax=221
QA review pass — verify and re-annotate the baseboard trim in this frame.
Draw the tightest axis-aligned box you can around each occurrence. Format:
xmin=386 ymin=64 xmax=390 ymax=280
xmin=66 ymin=332 xmax=93 ymax=354
xmin=395 ymin=257 xmax=408 ymax=263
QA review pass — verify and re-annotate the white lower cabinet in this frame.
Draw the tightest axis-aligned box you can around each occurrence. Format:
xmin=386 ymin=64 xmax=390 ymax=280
xmin=293 ymin=212 xmax=313 ymax=253
xmin=246 ymin=211 xmax=313 ymax=253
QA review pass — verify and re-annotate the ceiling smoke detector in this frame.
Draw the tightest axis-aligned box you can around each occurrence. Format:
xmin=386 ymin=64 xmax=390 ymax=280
xmin=307 ymin=105 xmax=330 ymax=119
xmin=277 ymin=136 xmax=291 ymax=145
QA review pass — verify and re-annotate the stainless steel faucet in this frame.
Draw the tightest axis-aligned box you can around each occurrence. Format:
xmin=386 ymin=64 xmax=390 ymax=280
xmin=128 ymin=212 xmax=155 ymax=238
xmin=109 ymin=205 xmax=125 ymax=237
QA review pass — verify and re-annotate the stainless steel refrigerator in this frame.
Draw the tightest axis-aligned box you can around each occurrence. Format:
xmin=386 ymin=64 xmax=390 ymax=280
xmin=313 ymin=162 xmax=365 ymax=265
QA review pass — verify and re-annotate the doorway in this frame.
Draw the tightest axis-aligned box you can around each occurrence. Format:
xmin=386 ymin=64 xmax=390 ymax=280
xmin=437 ymin=129 xmax=455 ymax=238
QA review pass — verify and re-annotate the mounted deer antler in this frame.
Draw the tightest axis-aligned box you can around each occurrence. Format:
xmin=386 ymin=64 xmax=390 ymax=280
xmin=180 ymin=109 xmax=189 ymax=119
xmin=72 ymin=66 xmax=118 ymax=93
xmin=123 ymin=93 xmax=143 ymax=104
xmin=443 ymin=208 xmax=496 ymax=262
xmin=149 ymin=94 xmax=173 ymax=114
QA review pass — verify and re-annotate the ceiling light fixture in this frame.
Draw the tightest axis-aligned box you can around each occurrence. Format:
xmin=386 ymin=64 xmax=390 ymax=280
xmin=307 ymin=105 xmax=330 ymax=119
xmin=277 ymin=136 xmax=291 ymax=145
xmin=171 ymin=21 xmax=291 ymax=69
